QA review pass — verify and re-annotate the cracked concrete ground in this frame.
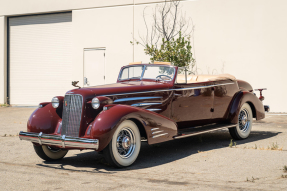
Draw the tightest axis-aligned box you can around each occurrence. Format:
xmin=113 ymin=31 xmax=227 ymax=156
xmin=0 ymin=107 xmax=287 ymax=190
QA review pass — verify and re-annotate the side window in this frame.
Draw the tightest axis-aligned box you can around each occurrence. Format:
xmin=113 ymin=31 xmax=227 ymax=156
xmin=176 ymin=67 xmax=187 ymax=84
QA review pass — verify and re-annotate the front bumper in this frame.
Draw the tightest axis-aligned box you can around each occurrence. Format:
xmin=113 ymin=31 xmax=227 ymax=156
xmin=19 ymin=131 xmax=99 ymax=150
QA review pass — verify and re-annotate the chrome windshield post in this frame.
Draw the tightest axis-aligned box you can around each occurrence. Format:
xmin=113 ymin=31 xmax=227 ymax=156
xmin=140 ymin=65 xmax=146 ymax=81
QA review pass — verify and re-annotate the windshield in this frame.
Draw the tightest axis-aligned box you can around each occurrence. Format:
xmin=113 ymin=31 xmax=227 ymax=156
xmin=119 ymin=65 xmax=175 ymax=81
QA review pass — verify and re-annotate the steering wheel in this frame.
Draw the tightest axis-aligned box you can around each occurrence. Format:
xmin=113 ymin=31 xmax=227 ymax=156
xmin=156 ymin=75 xmax=172 ymax=81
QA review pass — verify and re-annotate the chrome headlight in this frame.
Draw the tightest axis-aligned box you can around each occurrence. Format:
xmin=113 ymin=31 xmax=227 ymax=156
xmin=91 ymin=97 xmax=100 ymax=109
xmin=51 ymin=97 xmax=59 ymax=108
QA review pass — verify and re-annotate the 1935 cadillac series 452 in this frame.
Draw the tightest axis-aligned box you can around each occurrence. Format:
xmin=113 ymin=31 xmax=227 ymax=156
xmin=19 ymin=62 xmax=269 ymax=167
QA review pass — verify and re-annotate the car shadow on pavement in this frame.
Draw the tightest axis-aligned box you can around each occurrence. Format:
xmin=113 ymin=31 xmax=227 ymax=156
xmin=37 ymin=130 xmax=280 ymax=172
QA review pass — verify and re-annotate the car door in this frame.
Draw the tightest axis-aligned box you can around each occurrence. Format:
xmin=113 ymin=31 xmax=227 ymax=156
xmin=171 ymin=71 xmax=214 ymax=128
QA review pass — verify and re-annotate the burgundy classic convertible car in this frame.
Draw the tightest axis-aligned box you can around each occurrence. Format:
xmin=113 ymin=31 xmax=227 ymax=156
xmin=19 ymin=62 xmax=268 ymax=167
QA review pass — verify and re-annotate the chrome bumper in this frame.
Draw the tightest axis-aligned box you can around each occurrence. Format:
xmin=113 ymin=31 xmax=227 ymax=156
xmin=19 ymin=131 xmax=99 ymax=150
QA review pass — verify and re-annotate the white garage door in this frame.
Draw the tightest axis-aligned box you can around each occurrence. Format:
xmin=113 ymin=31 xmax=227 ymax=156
xmin=9 ymin=13 xmax=73 ymax=105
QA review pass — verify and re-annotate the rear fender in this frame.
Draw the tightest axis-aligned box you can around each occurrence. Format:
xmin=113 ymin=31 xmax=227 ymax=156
xmin=89 ymin=105 xmax=178 ymax=151
xmin=228 ymin=91 xmax=265 ymax=123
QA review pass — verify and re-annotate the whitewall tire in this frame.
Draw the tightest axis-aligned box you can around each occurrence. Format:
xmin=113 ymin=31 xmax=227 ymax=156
xmin=34 ymin=145 xmax=68 ymax=161
xmin=229 ymin=103 xmax=253 ymax=140
xmin=103 ymin=120 xmax=141 ymax=167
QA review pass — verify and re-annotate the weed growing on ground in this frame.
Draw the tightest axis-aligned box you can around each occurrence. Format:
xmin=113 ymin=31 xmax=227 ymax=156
xmin=282 ymin=174 xmax=287 ymax=178
xmin=0 ymin=103 xmax=9 ymax=107
xmin=229 ymin=139 xmax=236 ymax=148
xmin=241 ymin=143 xmax=283 ymax=151
xmin=271 ymin=142 xmax=279 ymax=150
xmin=284 ymin=165 xmax=287 ymax=172
xmin=246 ymin=176 xmax=259 ymax=182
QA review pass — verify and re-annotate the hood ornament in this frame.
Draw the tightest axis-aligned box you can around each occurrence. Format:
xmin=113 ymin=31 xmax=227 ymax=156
xmin=72 ymin=81 xmax=81 ymax=89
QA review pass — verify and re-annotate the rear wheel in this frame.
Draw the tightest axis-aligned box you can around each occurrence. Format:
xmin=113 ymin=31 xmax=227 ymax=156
xmin=229 ymin=103 xmax=253 ymax=140
xmin=34 ymin=145 xmax=68 ymax=161
xmin=103 ymin=120 xmax=141 ymax=167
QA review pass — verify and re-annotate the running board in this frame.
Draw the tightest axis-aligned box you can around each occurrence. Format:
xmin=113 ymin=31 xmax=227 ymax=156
xmin=173 ymin=124 xmax=236 ymax=139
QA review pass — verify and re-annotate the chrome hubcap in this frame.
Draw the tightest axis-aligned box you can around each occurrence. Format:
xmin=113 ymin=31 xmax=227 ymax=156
xmin=116 ymin=127 xmax=136 ymax=159
xmin=122 ymin=136 xmax=131 ymax=149
xmin=238 ymin=109 xmax=250 ymax=132
xmin=241 ymin=115 xmax=247 ymax=126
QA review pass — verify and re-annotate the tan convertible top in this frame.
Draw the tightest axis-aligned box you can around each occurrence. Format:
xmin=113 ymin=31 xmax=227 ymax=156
xmin=176 ymin=74 xmax=236 ymax=83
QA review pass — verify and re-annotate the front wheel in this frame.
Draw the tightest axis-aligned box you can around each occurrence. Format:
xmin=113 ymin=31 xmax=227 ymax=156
xmin=34 ymin=145 xmax=68 ymax=161
xmin=229 ymin=103 xmax=253 ymax=140
xmin=103 ymin=120 xmax=141 ymax=167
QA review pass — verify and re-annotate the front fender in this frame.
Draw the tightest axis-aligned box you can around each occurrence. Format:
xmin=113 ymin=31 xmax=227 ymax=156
xmin=228 ymin=91 xmax=265 ymax=123
xmin=27 ymin=103 xmax=61 ymax=134
xmin=90 ymin=105 xmax=178 ymax=151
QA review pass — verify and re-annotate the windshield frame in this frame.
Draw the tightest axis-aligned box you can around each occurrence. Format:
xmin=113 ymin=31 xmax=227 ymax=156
xmin=118 ymin=65 xmax=176 ymax=82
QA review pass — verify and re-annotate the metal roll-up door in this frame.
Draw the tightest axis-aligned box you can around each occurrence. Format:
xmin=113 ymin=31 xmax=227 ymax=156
xmin=9 ymin=13 xmax=72 ymax=105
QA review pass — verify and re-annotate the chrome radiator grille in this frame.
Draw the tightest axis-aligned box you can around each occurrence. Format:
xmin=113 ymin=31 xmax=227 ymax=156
xmin=62 ymin=94 xmax=83 ymax=137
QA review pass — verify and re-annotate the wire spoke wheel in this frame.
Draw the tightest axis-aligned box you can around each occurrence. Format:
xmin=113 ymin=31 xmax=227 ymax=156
xmin=238 ymin=108 xmax=250 ymax=132
xmin=229 ymin=103 xmax=253 ymax=140
xmin=116 ymin=127 xmax=136 ymax=159
xmin=103 ymin=120 xmax=141 ymax=167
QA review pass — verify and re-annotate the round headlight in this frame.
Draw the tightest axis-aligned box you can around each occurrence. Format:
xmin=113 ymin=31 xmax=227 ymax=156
xmin=91 ymin=98 xmax=100 ymax=109
xmin=51 ymin=97 xmax=59 ymax=108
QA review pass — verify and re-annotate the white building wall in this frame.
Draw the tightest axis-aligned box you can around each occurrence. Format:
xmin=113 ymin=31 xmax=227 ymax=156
xmin=71 ymin=6 xmax=134 ymax=85
xmin=0 ymin=0 xmax=134 ymax=16
xmin=134 ymin=0 xmax=287 ymax=112
xmin=0 ymin=16 xmax=6 ymax=104
xmin=0 ymin=0 xmax=286 ymax=112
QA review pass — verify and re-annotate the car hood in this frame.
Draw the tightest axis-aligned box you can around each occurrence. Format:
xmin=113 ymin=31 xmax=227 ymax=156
xmin=66 ymin=81 xmax=172 ymax=97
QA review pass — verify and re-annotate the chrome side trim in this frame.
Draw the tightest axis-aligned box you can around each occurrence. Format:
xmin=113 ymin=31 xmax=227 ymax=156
xmin=19 ymin=131 xmax=99 ymax=150
xmin=152 ymin=130 xmax=164 ymax=134
xmin=147 ymin=109 xmax=162 ymax=112
xmin=152 ymin=133 xmax=168 ymax=138
xmin=114 ymin=97 xmax=162 ymax=103
xmin=173 ymin=124 xmax=236 ymax=139
xmin=151 ymin=128 xmax=159 ymax=131
xmin=173 ymin=83 xmax=233 ymax=91
xmin=131 ymin=102 xmax=161 ymax=107
xmin=102 ymin=82 xmax=234 ymax=97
